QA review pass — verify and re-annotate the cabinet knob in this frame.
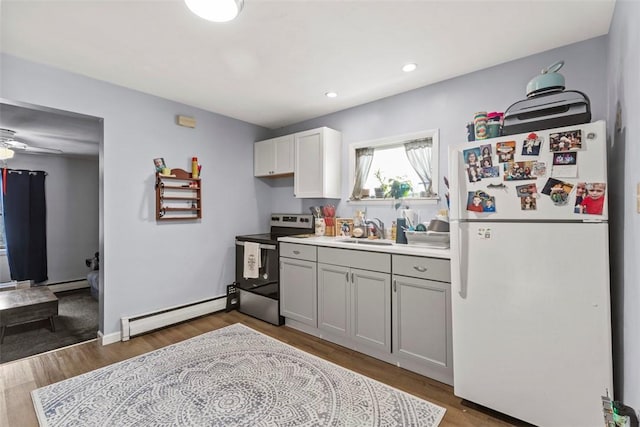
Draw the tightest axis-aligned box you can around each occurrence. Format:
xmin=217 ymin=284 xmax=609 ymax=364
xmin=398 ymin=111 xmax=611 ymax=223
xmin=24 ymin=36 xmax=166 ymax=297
xmin=393 ymin=279 xmax=397 ymax=292
xmin=293 ymin=250 xmax=300 ymax=255
xmin=413 ymin=266 xmax=428 ymax=272
xmin=346 ymin=272 xmax=349 ymax=282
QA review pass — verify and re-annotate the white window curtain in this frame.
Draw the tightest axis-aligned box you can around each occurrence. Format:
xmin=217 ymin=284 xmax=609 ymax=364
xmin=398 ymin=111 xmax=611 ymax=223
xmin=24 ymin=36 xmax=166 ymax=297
xmin=350 ymin=147 xmax=375 ymax=200
xmin=404 ymin=138 xmax=434 ymax=196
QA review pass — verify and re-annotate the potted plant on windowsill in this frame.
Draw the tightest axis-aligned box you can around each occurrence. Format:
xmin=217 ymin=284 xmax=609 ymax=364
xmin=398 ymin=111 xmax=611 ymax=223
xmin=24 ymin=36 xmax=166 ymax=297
xmin=373 ymin=169 xmax=389 ymax=199
xmin=388 ymin=177 xmax=413 ymax=209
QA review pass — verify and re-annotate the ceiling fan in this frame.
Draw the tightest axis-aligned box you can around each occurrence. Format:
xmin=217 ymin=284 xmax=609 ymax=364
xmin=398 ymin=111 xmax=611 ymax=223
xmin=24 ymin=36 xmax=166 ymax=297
xmin=0 ymin=128 xmax=63 ymax=158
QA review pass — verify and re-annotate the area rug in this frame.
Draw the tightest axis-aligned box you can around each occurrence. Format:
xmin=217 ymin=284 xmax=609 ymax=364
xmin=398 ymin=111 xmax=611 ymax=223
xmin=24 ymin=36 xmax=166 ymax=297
xmin=1 ymin=289 xmax=98 ymax=363
xmin=32 ymin=323 xmax=446 ymax=426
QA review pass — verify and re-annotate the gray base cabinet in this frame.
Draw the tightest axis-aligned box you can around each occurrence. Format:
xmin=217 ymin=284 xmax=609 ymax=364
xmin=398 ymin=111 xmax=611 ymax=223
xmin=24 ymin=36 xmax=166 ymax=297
xmin=280 ymin=243 xmax=317 ymax=327
xmin=280 ymin=243 xmax=452 ymax=386
xmin=392 ymin=255 xmax=452 ymax=384
xmin=318 ymin=263 xmax=391 ymax=352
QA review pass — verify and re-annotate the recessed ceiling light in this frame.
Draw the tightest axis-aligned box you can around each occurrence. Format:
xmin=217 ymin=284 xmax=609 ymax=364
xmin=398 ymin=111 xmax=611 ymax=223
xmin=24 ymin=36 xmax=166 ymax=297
xmin=402 ymin=63 xmax=417 ymax=73
xmin=325 ymin=91 xmax=338 ymax=98
xmin=184 ymin=0 xmax=244 ymax=22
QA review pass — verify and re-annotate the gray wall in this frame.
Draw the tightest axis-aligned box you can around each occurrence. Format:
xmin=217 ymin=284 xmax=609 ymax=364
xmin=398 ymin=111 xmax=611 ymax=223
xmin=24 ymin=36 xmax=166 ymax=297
xmin=272 ymin=37 xmax=608 ymax=237
xmin=606 ymin=0 xmax=640 ymax=412
xmin=0 ymin=153 xmax=99 ymax=284
xmin=1 ymin=16 xmax=636 ymax=414
xmin=1 ymin=53 xmax=272 ymax=335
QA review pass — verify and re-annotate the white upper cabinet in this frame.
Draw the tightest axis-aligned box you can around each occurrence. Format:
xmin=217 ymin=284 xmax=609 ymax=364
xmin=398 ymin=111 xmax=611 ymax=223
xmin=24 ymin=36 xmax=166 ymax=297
xmin=254 ymin=134 xmax=294 ymax=177
xmin=294 ymin=127 xmax=342 ymax=198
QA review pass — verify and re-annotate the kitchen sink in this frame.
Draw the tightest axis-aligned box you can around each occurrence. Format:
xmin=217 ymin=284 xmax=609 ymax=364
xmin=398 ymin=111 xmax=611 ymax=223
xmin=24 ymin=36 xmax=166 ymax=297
xmin=336 ymin=238 xmax=394 ymax=246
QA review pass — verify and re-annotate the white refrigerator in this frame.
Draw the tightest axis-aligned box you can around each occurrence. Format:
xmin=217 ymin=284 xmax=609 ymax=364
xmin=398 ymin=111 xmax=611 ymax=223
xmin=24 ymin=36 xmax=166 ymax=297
xmin=449 ymin=120 xmax=613 ymax=427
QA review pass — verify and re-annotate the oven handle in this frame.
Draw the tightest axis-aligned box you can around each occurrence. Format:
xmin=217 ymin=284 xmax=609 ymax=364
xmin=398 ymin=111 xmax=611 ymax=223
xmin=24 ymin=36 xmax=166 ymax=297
xmin=235 ymin=241 xmax=277 ymax=251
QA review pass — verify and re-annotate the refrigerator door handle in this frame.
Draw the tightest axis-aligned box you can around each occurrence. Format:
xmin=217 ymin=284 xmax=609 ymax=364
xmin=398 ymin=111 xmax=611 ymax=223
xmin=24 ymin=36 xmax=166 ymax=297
xmin=451 ymin=223 xmax=467 ymax=298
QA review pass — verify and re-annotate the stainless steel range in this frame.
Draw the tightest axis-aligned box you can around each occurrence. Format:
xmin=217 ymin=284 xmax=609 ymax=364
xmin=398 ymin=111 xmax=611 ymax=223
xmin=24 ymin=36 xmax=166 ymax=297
xmin=235 ymin=213 xmax=314 ymax=325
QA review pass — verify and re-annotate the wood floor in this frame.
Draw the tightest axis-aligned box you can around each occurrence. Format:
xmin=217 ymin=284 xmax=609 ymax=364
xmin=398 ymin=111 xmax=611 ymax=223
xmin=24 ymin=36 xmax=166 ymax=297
xmin=0 ymin=310 xmax=517 ymax=426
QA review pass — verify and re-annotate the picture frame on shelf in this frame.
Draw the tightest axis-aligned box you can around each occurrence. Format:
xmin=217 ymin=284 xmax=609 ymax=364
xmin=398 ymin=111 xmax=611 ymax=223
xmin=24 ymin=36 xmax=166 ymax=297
xmin=153 ymin=157 xmax=166 ymax=173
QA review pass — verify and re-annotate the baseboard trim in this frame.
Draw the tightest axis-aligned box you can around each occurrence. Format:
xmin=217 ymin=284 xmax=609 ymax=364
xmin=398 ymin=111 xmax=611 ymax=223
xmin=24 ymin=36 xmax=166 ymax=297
xmin=99 ymin=330 xmax=122 ymax=346
xmin=48 ymin=280 xmax=89 ymax=293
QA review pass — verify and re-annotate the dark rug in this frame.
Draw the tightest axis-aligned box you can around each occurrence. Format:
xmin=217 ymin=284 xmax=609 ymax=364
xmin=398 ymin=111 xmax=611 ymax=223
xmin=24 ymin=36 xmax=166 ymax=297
xmin=0 ymin=288 xmax=98 ymax=364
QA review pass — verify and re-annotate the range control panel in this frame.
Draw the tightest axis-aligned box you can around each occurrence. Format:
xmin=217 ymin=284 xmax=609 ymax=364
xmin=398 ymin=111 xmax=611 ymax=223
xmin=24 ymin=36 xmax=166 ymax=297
xmin=270 ymin=213 xmax=314 ymax=228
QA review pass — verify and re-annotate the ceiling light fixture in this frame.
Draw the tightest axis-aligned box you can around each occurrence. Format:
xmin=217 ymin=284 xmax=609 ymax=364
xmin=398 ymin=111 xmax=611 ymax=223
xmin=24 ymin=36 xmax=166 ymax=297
xmin=402 ymin=63 xmax=417 ymax=73
xmin=325 ymin=91 xmax=338 ymax=98
xmin=184 ymin=0 xmax=244 ymax=22
xmin=0 ymin=146 xmax=15 ymax=161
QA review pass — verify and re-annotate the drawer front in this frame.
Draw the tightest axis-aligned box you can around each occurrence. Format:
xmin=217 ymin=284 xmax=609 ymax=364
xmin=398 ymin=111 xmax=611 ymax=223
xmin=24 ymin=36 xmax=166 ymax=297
xmin=280 ymin=243 xmax=317 ymax=261
xmin=318 ymin=247 xmax=390 ymax=273
xmin=393 ymin=255 xmax=451 ymax=282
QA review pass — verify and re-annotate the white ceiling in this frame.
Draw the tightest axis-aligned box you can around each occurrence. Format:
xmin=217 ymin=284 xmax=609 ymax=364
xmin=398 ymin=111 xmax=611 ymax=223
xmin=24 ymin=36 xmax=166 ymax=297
xmin=0 ymin=0 xmax=615 ymax=155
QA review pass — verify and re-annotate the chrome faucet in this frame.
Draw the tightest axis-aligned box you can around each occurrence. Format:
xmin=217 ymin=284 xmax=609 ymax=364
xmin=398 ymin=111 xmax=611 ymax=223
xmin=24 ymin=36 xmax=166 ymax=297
xmin=365 ymin=218 xmax=385 ymax=238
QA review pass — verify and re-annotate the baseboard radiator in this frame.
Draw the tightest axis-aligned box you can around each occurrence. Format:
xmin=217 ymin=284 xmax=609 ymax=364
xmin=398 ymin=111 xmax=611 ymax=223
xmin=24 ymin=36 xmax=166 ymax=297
xmin=47 ymin=279 xmax=89 ymax=293
xmin=120 ymin=296 xmax=226 ymax=341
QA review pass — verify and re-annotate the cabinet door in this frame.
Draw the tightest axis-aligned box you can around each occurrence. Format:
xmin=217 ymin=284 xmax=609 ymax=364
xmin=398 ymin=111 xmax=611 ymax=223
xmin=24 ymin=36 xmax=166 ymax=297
xmin=318 ymin=263 xmax=350 ymax=337
xmin=254 ymin=135 xmax=294 ymax=177
xmin=392 ymin=274 xmax=452 ymax=369
xmin=280 ymin=257 xmax=317 ymax=326
xmin=273 ymin=135 xmax=294 ymax=175
xmin=351 ymin=268 xmax=391 ymax=352
xmin=254 ymin=138 xmax=275 ymax=177
xmin=294 ymin=129 xmax=324 ymax=197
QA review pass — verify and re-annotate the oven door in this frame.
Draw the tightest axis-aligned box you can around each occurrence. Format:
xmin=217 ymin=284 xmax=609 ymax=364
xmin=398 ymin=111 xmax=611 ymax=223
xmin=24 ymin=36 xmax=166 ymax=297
xmin=235 ymin=240 xmax=279 ymax=293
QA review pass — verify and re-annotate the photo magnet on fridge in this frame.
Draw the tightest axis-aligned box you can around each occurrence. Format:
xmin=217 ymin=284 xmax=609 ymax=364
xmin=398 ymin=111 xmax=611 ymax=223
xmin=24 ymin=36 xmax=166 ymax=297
xmin=549 ymin=129 xmax=582 ymax=151
xmin=463 ymin=148 xmax=482 ymax=168
xmin=481 ymin=166 xmax=500 ymax=178
xmin=467 ymin=165 xmax=482 ymax=183
xmin=496 ymin=141 xmax=516 ymax=162
xmin=541 ymin=178 xmax=574 ymax=206
xmin=522 ymin=133 xmax=543 ymax=156
xmin=503 ymin=161 xmax=536 ymax=181
xmin=520 ymin=195 xmax=537 ymax=210
xmin=466 ymin=191 xmax=495 ymax=213
xmin=516 ymin=183 xmax=538 ymax=197
xmin=532 ymin=162 xmax=547 ymax=177
xmin=551 ymin=151 xmax=578 ymax=177
xmin=575 ymin=182 xmax=606 ymax=215
xmin=480 ymin=144 xmax=493 ymax=166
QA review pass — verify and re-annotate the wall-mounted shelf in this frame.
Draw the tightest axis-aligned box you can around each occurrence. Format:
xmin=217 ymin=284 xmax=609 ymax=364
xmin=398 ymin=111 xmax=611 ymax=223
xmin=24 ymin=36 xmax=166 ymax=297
xmin=155 ymin=168 xmax=201 ymax=221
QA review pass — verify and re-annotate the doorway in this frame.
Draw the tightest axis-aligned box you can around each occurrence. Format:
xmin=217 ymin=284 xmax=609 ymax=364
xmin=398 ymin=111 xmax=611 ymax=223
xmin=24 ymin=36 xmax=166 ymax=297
xmin=0 ymin=98 xmax=103 ymax=363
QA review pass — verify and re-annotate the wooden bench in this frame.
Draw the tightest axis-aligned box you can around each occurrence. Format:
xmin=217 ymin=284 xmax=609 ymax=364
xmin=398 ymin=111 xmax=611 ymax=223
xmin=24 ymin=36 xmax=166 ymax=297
xmin=0 ymin=287 xmax=58 ymax=343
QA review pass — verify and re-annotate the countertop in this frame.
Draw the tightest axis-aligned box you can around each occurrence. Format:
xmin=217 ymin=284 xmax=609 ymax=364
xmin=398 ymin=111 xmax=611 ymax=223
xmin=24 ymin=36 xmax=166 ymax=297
xmin=278 ymin=235 xmax=451 ymax=259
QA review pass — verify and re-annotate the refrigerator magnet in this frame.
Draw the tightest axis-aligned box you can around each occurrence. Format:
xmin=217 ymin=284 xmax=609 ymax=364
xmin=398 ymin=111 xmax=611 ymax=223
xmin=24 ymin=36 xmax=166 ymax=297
xmin=541 ymin=178 xmax=574 ymax=206
xmin=466 ymin=190 xmax=494 ymax=213
xmin=551 ymin=151 xmax=578 ymax=177
xmin=520 ymin=195 xmax=537 ymax=210
xmin=481 ymin=166 xmax=500 ymax=178
xmin=549 ymin=129 xmax=583 ymax=151
xmin=522 ymin=133 xmax=543 ymax=156
xmin=496 ymin=141 xmax=516 ymax=162
xmin=503 ymin=161 xmax=536 ymax=181
xmin=575 ymin=182 xmax=606 ymax=215
xmin=516 ymin=183 xmax=539 ymax=198
xmin=467 ymin=165 xmax=482 ymax=183
xmin=480 ymin=144 xmax=493 ymax=166
xmin=463 ymin=148 xmax=482 ymax=168
xmin=532 ymin=161 xmax=547 ymax=177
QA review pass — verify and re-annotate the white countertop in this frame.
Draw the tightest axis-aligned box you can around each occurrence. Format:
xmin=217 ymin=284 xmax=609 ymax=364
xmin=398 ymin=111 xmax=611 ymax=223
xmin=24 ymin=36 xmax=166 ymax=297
xmin=278 ymin=235 xmax=451 ymax=259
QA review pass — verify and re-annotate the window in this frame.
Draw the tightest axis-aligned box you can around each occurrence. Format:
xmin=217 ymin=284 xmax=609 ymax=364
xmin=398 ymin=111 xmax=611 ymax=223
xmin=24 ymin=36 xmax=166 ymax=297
xmin=348 ymin=129 xmax=439 ymax=203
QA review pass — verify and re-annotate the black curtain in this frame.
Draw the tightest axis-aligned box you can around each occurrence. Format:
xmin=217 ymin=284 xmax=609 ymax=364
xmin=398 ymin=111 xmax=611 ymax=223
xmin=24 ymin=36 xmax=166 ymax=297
xmin=2 ymin=169 xmax=48 ymax=283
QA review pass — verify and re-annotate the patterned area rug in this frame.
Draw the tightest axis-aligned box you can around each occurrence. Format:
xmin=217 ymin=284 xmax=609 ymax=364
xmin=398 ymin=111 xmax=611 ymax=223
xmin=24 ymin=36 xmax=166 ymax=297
xmin=32 ymin=323 xmax=446 ymax=426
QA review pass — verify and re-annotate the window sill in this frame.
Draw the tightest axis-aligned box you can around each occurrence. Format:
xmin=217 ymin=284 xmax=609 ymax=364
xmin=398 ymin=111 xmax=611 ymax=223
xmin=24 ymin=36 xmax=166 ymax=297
xmin=347 ymin=197 xmax=440 ymax=206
